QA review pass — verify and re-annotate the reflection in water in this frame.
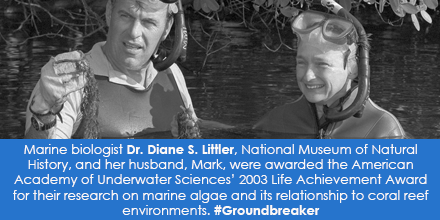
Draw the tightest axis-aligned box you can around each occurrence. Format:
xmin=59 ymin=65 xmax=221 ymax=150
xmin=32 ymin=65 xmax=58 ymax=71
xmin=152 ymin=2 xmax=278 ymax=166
xmin=365 ymin=19 xmax=440 ymax=139
xmin=0 ymin=10 xmax=439 ymax=139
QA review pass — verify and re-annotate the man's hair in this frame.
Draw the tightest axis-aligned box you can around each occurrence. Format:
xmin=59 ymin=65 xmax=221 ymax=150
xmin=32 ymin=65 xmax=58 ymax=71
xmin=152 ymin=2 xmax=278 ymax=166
xmin=106 ymin=0 xmax=174 ymax=27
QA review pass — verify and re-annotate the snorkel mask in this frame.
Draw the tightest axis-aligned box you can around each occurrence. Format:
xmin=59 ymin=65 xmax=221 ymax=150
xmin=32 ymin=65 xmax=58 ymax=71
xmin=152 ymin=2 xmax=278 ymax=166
xmin=292 ymin=0 xmax=370 ymax=122
xmin=292 ymin=10 xmax=357 ymax=52
xmin=153 ymin=0 xmax=188 ymax=71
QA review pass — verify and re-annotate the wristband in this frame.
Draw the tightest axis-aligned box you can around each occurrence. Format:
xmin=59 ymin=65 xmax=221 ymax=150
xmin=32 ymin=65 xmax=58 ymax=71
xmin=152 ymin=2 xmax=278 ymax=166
xmin=29 ymin=102 xmax=64 ymax=123
xmin=30 ymin=114 xmax=57 ymax=131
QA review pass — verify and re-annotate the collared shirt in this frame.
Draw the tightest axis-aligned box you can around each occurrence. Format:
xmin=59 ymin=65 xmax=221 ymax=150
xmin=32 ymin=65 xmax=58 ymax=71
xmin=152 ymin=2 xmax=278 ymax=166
xmin=89 ymin=42 xmax=155 ymax=90
xmin=25 ymin=42 xmax=195 ymax=138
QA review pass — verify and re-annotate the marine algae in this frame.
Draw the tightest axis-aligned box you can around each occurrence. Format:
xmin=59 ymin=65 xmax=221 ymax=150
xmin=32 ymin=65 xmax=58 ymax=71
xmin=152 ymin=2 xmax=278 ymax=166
xmin=177 ymin=106 xmax=201 ymax=139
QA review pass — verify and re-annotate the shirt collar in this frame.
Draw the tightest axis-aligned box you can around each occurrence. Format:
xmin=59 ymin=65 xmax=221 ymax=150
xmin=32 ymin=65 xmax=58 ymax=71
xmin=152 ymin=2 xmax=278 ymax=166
xmin=89 ymin=42 xmax=158 ymax=91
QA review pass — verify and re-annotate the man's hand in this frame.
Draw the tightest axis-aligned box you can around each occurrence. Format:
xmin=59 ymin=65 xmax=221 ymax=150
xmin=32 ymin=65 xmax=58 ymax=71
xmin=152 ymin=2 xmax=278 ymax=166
xmin=171 ymin=105 xmax=201 ymax=139
xmin=171 ymin=105 xmax=235 ymax=138
xmin=33 ymin=50 xmax=89 ymax=113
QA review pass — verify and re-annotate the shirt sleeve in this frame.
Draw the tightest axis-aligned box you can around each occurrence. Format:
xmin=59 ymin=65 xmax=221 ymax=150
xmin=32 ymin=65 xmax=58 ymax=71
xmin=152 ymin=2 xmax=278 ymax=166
xmin=169 ymin=64 xmax=197 ymax=119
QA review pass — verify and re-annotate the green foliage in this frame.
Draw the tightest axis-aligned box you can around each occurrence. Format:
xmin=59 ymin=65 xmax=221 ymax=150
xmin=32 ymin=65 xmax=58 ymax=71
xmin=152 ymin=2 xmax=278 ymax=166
xmin=193 ymin=0 xmax=220 ymax=12
xmin=1 ymin=0 xmax=106 ymax=45
xmin=2 ymin=0 xmax=438 ymax=46
xmin=188 ymin=0 xmax=439 ymax=30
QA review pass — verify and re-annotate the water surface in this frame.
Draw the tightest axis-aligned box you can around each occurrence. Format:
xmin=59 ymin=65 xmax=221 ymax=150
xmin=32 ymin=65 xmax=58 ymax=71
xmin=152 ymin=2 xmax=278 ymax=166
xmin=1 ymin=9 xmax=439 ymax=138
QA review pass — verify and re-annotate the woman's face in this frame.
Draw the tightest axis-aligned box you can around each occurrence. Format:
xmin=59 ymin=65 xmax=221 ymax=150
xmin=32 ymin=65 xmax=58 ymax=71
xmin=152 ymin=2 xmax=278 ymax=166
xmin=296 ymin=43 xmax=354 ymax=106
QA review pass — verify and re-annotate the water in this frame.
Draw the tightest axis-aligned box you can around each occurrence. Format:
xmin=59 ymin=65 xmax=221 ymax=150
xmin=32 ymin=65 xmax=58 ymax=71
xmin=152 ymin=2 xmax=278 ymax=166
xmin=1 ymin=9 xmax=439 ymax=139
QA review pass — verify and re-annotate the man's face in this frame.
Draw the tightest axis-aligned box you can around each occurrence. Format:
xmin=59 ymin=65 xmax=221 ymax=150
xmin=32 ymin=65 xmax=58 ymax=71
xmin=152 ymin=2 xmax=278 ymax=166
xmin=296 ymin=43 xmax=352 ymax=106
xmin=105 ymin=0 xmax=171 ymax=72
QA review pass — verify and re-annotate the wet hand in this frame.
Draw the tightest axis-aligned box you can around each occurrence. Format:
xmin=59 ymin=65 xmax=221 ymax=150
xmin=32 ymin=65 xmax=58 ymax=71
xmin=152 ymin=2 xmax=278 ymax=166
xmin=36 ymin=51 xmax=89 ymax=113
xmin=171 ymin=105 xmax=201 ymax=139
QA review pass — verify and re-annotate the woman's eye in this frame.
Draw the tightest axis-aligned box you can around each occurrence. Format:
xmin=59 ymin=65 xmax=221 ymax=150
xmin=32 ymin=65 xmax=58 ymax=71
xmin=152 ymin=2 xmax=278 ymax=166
xmin=318 ymin=62 xmax=330 ymax=67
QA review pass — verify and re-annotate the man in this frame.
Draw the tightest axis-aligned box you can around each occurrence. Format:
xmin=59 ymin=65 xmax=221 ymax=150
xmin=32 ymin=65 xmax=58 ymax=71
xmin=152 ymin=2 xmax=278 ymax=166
xmin=25 ymin=0 xmax=211 ymax=138
xmin=254 ymin=10 xmax=407 ymax=139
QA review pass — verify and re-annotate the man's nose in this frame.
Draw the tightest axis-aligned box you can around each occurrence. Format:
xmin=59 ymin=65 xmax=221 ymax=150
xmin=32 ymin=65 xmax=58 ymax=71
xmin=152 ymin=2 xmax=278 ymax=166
xmin=304 ymin=68 xmax=316 ymax=81
xmin=129 ymin=20 xmax=142 ymax=39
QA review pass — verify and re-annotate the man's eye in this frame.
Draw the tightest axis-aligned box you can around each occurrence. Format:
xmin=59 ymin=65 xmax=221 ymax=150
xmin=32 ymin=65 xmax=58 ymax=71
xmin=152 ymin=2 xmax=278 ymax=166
xmin=142 ymin=20 xmax=157 ymax=27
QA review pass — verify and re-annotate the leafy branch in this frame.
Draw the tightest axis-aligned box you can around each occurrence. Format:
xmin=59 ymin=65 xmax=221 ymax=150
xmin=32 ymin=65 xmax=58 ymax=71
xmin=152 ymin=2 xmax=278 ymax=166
xmin=188 ymin=0 xmax=438 ymax=30
xmin=2 ymin=0 xmax=438 ymax=48
xmin=188 ymin=21 xmax=233 ymax=74
xmin=2 ymin=0 xmax=106 ymax=46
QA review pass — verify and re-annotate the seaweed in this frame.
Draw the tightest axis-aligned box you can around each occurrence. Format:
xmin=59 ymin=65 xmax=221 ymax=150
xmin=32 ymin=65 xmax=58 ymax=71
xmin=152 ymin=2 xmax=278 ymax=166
xmin=77 ymin=58 xmax=100 ymax=139
xmin=177 ymin=106 xmax=201 ymax=139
